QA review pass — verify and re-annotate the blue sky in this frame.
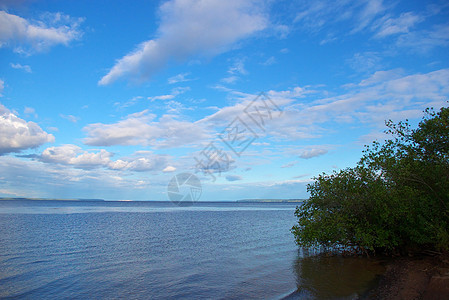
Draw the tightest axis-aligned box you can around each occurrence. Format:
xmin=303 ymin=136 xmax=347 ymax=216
xmin=0 ymin=0 xmax=448 ymax=201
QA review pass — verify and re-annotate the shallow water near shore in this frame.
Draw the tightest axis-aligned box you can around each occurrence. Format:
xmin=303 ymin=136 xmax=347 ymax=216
xmin=287 ymin=254 xmax=386 ymax=299
xmin=1 ymin=200 xmax=383 ymax=299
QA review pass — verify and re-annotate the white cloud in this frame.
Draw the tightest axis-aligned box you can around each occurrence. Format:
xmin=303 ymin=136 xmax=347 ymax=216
xmin=60 ymin=114 xmax=79 ymax=123
xmin=319 ymin=33 xmax=337 ymax=45
xmin=221 ymin=76 xmax=239 ymax=84
xmin=352 ymin=0 xmax=385 ymax=33
xmin=0 ymin=103 xmax=54 ymax=155
xmin=10 ymin=62 xmax=32 ymax=73
xmin=299 ymin=148 xmax=328 ymax=159
xmin=261 ymin=56 xmax=276 ymax=66
xmin=358 ymin=69 xmax=404 ymax=86
xmin=221 ymin=58 xmax=248 ymax=83
xmin=281 ymin=161 xmax=298 ymax=168
xmin=148 ymin=86 xmax=190 ymax=102
xmin=252 ymin=142 xmax=270 ymax=146
xmin=193 ymin=149 xmax=236 ymax=177
xmin=358 ymin=130 xmax=390 ymax=144
xmin=24 ymin=106 xmax=37 ymax=118
xmin=0 ymin=188 xmax=26 ymax=197
xmin=90 ymin=69 xmax=449 ymax=154
xmin=0 ymin=155 xmax=161 ymax=200
xmin=0 ymin=11 xmax=83 ymax=53
xmin=228 ymin=58 xmax=247 ymax=75
xmin=84 ymin=110 xmax=155 ymax=146
xmin=40 ymin=144 xmax=169 ymax=172
xmin=267 ymin=86 xmax=310 ymax=98
xmin=374 ymin=12 xmax=423 ymax=38
xmin=168 ymin=72 xmax=193 ymax=84
xmin=114 ymin=96 xmax=144 ymax=110
xmin=294 ymin=0 xmax=385 ymax=34
xmin=165 ymin=100 xmax=193 ymax=114
xmin=0 ymin=79 xmax=4 ymax=96
xmin=293 ymin=1 xmax=448 ymax=53
xmin=299 ymin=69 xmax=446 ymax=138
xmin=0 ymin=1 xmax=32 ymax=10
xmin=211 ymin=69 xmax=449 ymax=143
xmin=109 ymin=154 xmax=168 ymax=172
xmin=163 ymin=165 xmax=176 ymax=172
xmin=41 ymin=144 xmax=112 ymax=168
xmin=98 ymin=0 xmax=267 ymax=85
xmin=199 ymin=90 xmax=292 ymax=129
xmin=83 ymin=110 xmax=210 ymax=149
xmin=24 ymin=107 xmax=35 ymax=114
xmin=149 ymin=94 xmax=176 ymax=101
xmin=346 ymin=52 xmax=383 ymax=73
xmin=47 ymin=126 xmax=59 ymax=132
xmin=396 ymin=24 xmax=449 ymax=52
xmin=125 ymin=157 xmax=161 ymax=172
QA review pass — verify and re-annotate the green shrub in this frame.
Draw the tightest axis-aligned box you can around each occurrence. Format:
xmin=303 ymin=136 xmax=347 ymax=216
xmin=292 ymin=105 xmax=449 ymax=255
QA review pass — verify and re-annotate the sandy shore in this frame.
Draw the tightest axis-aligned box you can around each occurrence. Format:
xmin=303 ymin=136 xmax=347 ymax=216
xmin=365 ymin=252 xmax=449 ymax=299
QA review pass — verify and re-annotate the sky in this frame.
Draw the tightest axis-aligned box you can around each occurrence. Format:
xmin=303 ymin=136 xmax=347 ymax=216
xmin=0 ymin=0 xmax=448 ymax=201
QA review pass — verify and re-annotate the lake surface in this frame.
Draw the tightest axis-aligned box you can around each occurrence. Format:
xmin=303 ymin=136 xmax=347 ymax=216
xmin=0 ymin=200 xmax=384 ymax=299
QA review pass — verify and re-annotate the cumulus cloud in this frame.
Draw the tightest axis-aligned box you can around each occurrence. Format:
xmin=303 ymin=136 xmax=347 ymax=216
xmin=114 ymin=68 xmax=449 ymax=152
xmin=0 ymin=155 xmax=159 ymax=199
xmin=83 ymin=110 xmax=210 ymax=148
xmin=0 ymin=11 xmax=83 ymax=53
xmin=98 ymin=0 xmax=267 ymax=85
xmin=163 ymin=165 xmax=176 ymax=172
xmin=91 ymin=69 xmax=449 ymax=153
xmin=39 ymin=144 xmax=169 ymax=172
xmin=40 ymin=144 xmax=113 ymax=168
xmin=0 ymin=103 xmax=54 ymax=155
xmin=108 ymin=153 xmax=168 ymax=172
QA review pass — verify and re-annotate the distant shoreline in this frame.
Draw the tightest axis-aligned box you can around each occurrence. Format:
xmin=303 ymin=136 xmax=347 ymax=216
xmin=236 ymin=199 xmax=304 ymax=203
xmin=0 ymin=197 xmax=106 ymax=201
xmin=0 ymin=197 xmax=304 ymax=203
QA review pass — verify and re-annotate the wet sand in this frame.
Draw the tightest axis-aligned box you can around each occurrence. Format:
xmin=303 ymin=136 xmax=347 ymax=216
xmin=365 ymin=252 xmax=449 ymax=299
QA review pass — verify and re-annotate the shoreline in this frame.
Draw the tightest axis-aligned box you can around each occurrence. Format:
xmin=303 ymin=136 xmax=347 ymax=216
xmin=365 ymin=252 xmax=449 ymax=299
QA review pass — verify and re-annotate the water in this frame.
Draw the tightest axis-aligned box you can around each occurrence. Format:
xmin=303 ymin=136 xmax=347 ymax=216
xmin=0 ymin=200 xmax=384 ymax=299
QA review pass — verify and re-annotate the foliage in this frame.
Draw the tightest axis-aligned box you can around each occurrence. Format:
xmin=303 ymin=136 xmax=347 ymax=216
xmin=292 ymin=105 xmax=449 ymax=255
